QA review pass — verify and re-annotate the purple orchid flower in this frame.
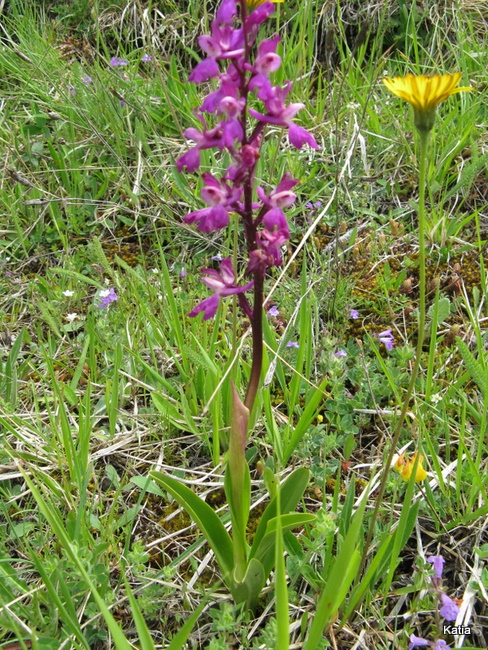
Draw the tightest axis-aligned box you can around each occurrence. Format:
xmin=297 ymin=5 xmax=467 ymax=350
xmin=189 ymin=257 xmax=254 ymax=320
xmin=249 ymin=81 xmax=318 ymax=150
xmin=184 ymin=173 xmax=242 ymax=233
xmin=188 ymin=1 xmax=245 ymax=84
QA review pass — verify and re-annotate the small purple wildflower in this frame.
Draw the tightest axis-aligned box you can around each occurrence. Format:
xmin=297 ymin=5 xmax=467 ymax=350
xmin=268 ymin=305 xmax=279 ymax=318
xmin=110 ymin=57 xmax=128 ymax=67
xmin=141 ymin=53 xmax=152 ymax=63
xmin=67 ymin=84 xmax=76 ymax=96
xmin=99 ymin=288 xmax=118 ymax=308
xmin=335 ymin=349 xmax=348 ymax=357
xmin=286 ymin=341 xmax=299 ymax=348
xmin=349 ymin=308 xmax=360 ymax=319
xmin=440 ymin=593 xmax=459 ymax=622
xmin=408 ymin=636 xmax=450 ymax=650
xmin=180 ymin=267 xmax=186 ymax=279
xmin=408 ymin=635 xmax=430 ymax=649
xmin=377 ymin=328 xmax=394 ymax=351
xmin=82 ymin=74 xmax=93 ymax=85
xmin=306 ymin=201 xmax=323 ymax=209
xmin=427 ymin=555 xmax=445 ymax=585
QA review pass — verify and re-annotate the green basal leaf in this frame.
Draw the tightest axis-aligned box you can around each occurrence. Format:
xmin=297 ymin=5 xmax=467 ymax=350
xmin=253 ymin=513 xmax=316 ymax=580
xmin=150 ymin=471 xmax=234 ymax=585
xmin=225 ymin=383 xmax=251 ymax=581
xmin=249 ymin=467 xmax=310 ymax=562
xmin=231 ymin=557 xmax=266 ymax=613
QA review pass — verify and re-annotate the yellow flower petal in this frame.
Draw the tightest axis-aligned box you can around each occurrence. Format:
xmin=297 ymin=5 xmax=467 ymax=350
xmin=394 ymin=453 xmax=405 ymax=473
xmin=246 ymin=0 xmax=283 ymax=9
xmin=383 ymin=72 xmax=472 ymax=132
xmin=393 ymin=451 xmax=427 ymax=482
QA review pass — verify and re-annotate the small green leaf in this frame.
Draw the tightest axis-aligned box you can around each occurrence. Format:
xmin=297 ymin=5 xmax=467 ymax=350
xmin=457 ymin=337 xmax=486 ymax=393
xmin=130 ymin=475 xmax=165 ymax=496
xmin=151 ymin=392 xmax=199 ymax=434
xmin=427 ymin=296 xmax=451 ymax=326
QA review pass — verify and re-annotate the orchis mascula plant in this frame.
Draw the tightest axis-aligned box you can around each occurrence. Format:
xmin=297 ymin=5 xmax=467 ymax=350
xmin=151 ymin=0 xmax=317 ymax=611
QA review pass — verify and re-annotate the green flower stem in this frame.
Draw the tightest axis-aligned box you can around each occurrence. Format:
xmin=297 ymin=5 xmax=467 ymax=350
xmin=359 ymin=129 xmax=430 ymax=576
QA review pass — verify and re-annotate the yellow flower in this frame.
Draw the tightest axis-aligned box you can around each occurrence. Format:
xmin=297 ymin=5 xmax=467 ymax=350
xmin=383 ymin=72 xmax=472 ymax=132
xmin=394 ymin=452 xmax=427 ymax=482
xmin=246 ymin=0 xmax=283 ymax=10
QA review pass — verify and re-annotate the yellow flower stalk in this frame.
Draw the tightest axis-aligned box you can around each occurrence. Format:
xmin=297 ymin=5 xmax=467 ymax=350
xmin=383 ymin=72 xmax=472 ymax=132
xmin=394 ymin=452 xmax=427 ymax=483
xmin=361 ymin=72 xmax=472 ymax=574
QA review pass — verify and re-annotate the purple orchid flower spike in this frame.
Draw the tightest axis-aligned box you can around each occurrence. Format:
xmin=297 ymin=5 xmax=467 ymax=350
xmin=189 ymin=257 xmax=254 ymax=320
xmin=176 ymin=0 xmax=319 ymax=412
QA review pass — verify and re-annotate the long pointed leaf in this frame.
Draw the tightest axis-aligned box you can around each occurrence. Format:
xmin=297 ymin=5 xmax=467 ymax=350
xmin=122 ymin=572 xmax=157 ymax=649
xmin=166 ymin=597 xmax=208 ymax=650
xmin=303 ymin=491 xmax=368 ymax=649
xmin=254 ymin=513 xmax=316 ymax=583
xmin=150 ymin=471 xmax=234 ymax=584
